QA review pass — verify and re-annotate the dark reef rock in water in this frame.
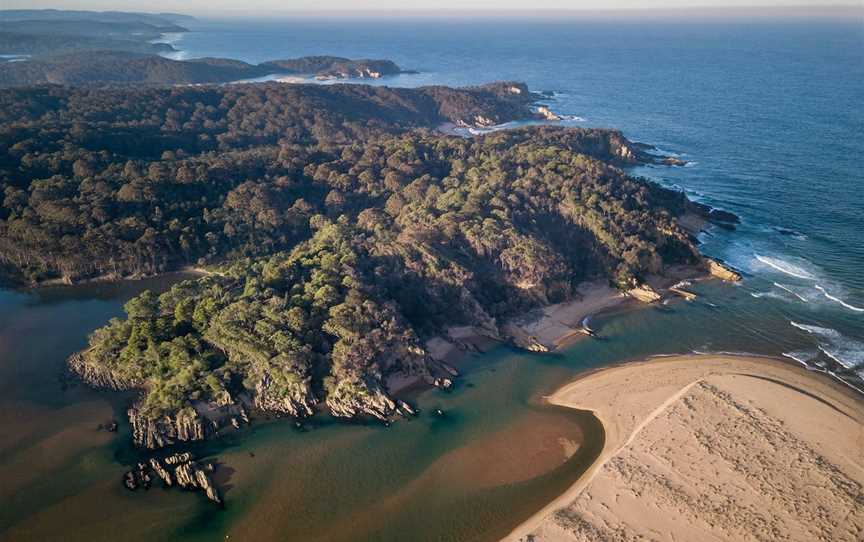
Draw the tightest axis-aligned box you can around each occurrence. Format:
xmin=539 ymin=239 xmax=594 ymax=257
xmin=661 ymin=156 xmax=688 ymax=166
xmin=123 ymin=452 xmax=221 ymax=504
xmin=707 ymin=208 xmax=740 ymax=225
xmin=687 ymin=201 xmax=740 ymax=229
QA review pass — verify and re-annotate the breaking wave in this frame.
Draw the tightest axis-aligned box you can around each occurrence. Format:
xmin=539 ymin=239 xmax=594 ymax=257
xmin=754 ymin=254 xmax=816 ymax=280
xmin=790 ymin=321 xmax=864 ymax=370
xmin=815 ymin=284 xmax=864 ymax=313
xmin=790 ymin=321 xmax=839 ymax=337
xmin=782 ymin=351 xmax=816 ymax=366
xmin=773 ymin=282 xmax=810 ymax=302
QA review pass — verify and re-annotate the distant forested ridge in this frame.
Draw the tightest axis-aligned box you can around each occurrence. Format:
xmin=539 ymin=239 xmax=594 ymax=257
xmin=0 ymin=9 xmax=190 ymax=56
xmin=0 ymin=80 xmax=712 ymax=448
xmin=0 ymin=51 xmax=411 ymax=87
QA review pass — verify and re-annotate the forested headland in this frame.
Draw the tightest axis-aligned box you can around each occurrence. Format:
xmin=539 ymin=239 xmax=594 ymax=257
xmin=1 ymin=80 xmax=718 ymax=451
xmin=0 ymin=51 xmax=410 ymax=87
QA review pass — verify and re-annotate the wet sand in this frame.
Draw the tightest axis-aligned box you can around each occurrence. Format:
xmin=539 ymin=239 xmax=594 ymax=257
xmin=505 ymin=354 xmax=864 ymax=542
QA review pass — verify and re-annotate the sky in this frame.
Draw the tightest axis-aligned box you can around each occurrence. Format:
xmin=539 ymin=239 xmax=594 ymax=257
xmin=2 ymin=1 xmax=861 ymax=17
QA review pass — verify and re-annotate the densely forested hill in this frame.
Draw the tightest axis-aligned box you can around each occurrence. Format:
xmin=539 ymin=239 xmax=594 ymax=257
xmin=0 ymin=80 xmax=708 ymax=448
xmin=0 ymin=82 xmax=636 ymax=286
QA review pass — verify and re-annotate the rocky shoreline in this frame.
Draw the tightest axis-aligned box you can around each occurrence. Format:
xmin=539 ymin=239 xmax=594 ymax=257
xmin=64 ymin=248 xmax=742 ymax=507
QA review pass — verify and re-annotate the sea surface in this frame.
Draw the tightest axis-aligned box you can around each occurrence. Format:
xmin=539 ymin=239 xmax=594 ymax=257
xmin=1 ymin=17 xmax=862 ymax=542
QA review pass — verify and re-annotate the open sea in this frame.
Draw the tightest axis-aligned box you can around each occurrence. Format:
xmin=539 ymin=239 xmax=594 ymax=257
xmin=1 ymin=16 xmax=862 ymax=542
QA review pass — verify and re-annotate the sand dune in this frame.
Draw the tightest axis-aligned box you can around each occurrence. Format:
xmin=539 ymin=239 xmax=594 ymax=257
xmin=505 ymin=355 xmax=864 ymax=542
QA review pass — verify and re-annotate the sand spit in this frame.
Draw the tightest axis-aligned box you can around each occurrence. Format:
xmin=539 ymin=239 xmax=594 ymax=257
xmin=505 ymin=354 xmax=864 ymax=542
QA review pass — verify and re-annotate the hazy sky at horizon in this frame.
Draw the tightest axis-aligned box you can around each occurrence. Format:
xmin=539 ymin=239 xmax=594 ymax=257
xmin=3 ymin=1 xmax=862 ymax=17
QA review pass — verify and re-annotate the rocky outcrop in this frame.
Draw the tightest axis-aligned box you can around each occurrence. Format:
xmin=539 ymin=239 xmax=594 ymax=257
xmin=396 ymin=400 xmax=416 ymax=417
xmin=252 ymin=374 xmax=316 ymax=417
xmin=149 ymin=457 xmax=173 ymax=486
xmin=427 ymin=376 xmax=455 ymax=389
xmin=669 ymin=286 xmax=697 ymax=301
xmin=123 ymin=462 xmax=152 ymax=491
xmin=326 ymin=378 xmax=396 ymax=421
xmin=687 ymin=201 xmax=740 ymax=230
xmin=128 ymin=406 xmax=207 ymax=450
xmin=68 ymin=351 xmax=140 ymax=390
xmin=506 ymin=327 xmax=551 ymax=352
xmin=125 ymin=452 xmax=221 ymax=504
xmin=705 ymin=258 xmax=742 ymax=282
xmin=662 ymin=156 xmax=688 ymax=166
xmin=537 ymin=106 xmax=562 ymax=121
xmin=627 ymin=284 xmax=662 ymax=303
xmin=174 ymin=461 xmax=220 ymax=504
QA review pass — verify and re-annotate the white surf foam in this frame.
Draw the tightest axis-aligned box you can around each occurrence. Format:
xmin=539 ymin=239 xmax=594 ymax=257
xmin=790 ymin=321 xmax=864 ymax=370
xmin=750 ymin=291 xmax=787 ymax=301
xmin=818 ymin=345 xmax=863 ymax=369
xmin=815 ymin=284 xmax=864 ymax=313
xmin=782 ymin=351 xmax=815 ymax=366
xmin=773 ymin=282 xmax=811 ymax=303
xmin=754 ymin=254 xmax=816 ymax=280
xmin=790 ymin=321 xmax=840 ymax=337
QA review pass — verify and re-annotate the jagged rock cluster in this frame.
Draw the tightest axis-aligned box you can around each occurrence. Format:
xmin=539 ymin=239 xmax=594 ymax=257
xmin=123 ymin=452 xmax=221 ymax=504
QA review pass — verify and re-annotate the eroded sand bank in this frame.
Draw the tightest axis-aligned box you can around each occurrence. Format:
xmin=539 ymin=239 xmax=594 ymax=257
xmin=505 ymin=354 xmax=864 ymax=542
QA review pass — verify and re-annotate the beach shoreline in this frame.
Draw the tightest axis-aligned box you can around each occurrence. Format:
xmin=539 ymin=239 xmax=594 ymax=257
xmin=503 ymin=353 xmax=864 ymax=542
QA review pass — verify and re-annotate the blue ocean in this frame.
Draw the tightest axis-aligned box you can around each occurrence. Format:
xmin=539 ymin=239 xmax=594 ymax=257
xmin=1 ymin=16 xmax=862 ymax=541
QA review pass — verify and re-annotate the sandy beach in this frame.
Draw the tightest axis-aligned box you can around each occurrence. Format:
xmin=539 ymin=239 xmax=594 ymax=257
xmin=502 ymin=280 xmax=628 ymax=351
xmin=505 ymin=354 xmax=864 ymax=542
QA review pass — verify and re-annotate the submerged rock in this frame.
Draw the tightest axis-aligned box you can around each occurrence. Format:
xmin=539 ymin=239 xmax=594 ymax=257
xmin=536 ymin=106 xmax=562 ymax=121
xmin=662 ymin=156 xmax=688 ymax=166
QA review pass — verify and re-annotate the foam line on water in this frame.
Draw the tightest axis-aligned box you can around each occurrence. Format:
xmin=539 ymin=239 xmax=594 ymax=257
xmin=790 ymin=321 xmax=839 ymax=337
xmin=754 ymin=254 xmax=817 ymax=280
xmin=815 ymin=284 xmax=864 ymax=313
xmin=791 ymin=321 xmax=864 ymax=370
xmin=773 ymin=283 xmax=810 ymax=302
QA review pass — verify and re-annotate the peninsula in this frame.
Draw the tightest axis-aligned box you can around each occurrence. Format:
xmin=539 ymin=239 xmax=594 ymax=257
xmin=0 ymin=78 xmax=738 ymax=503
